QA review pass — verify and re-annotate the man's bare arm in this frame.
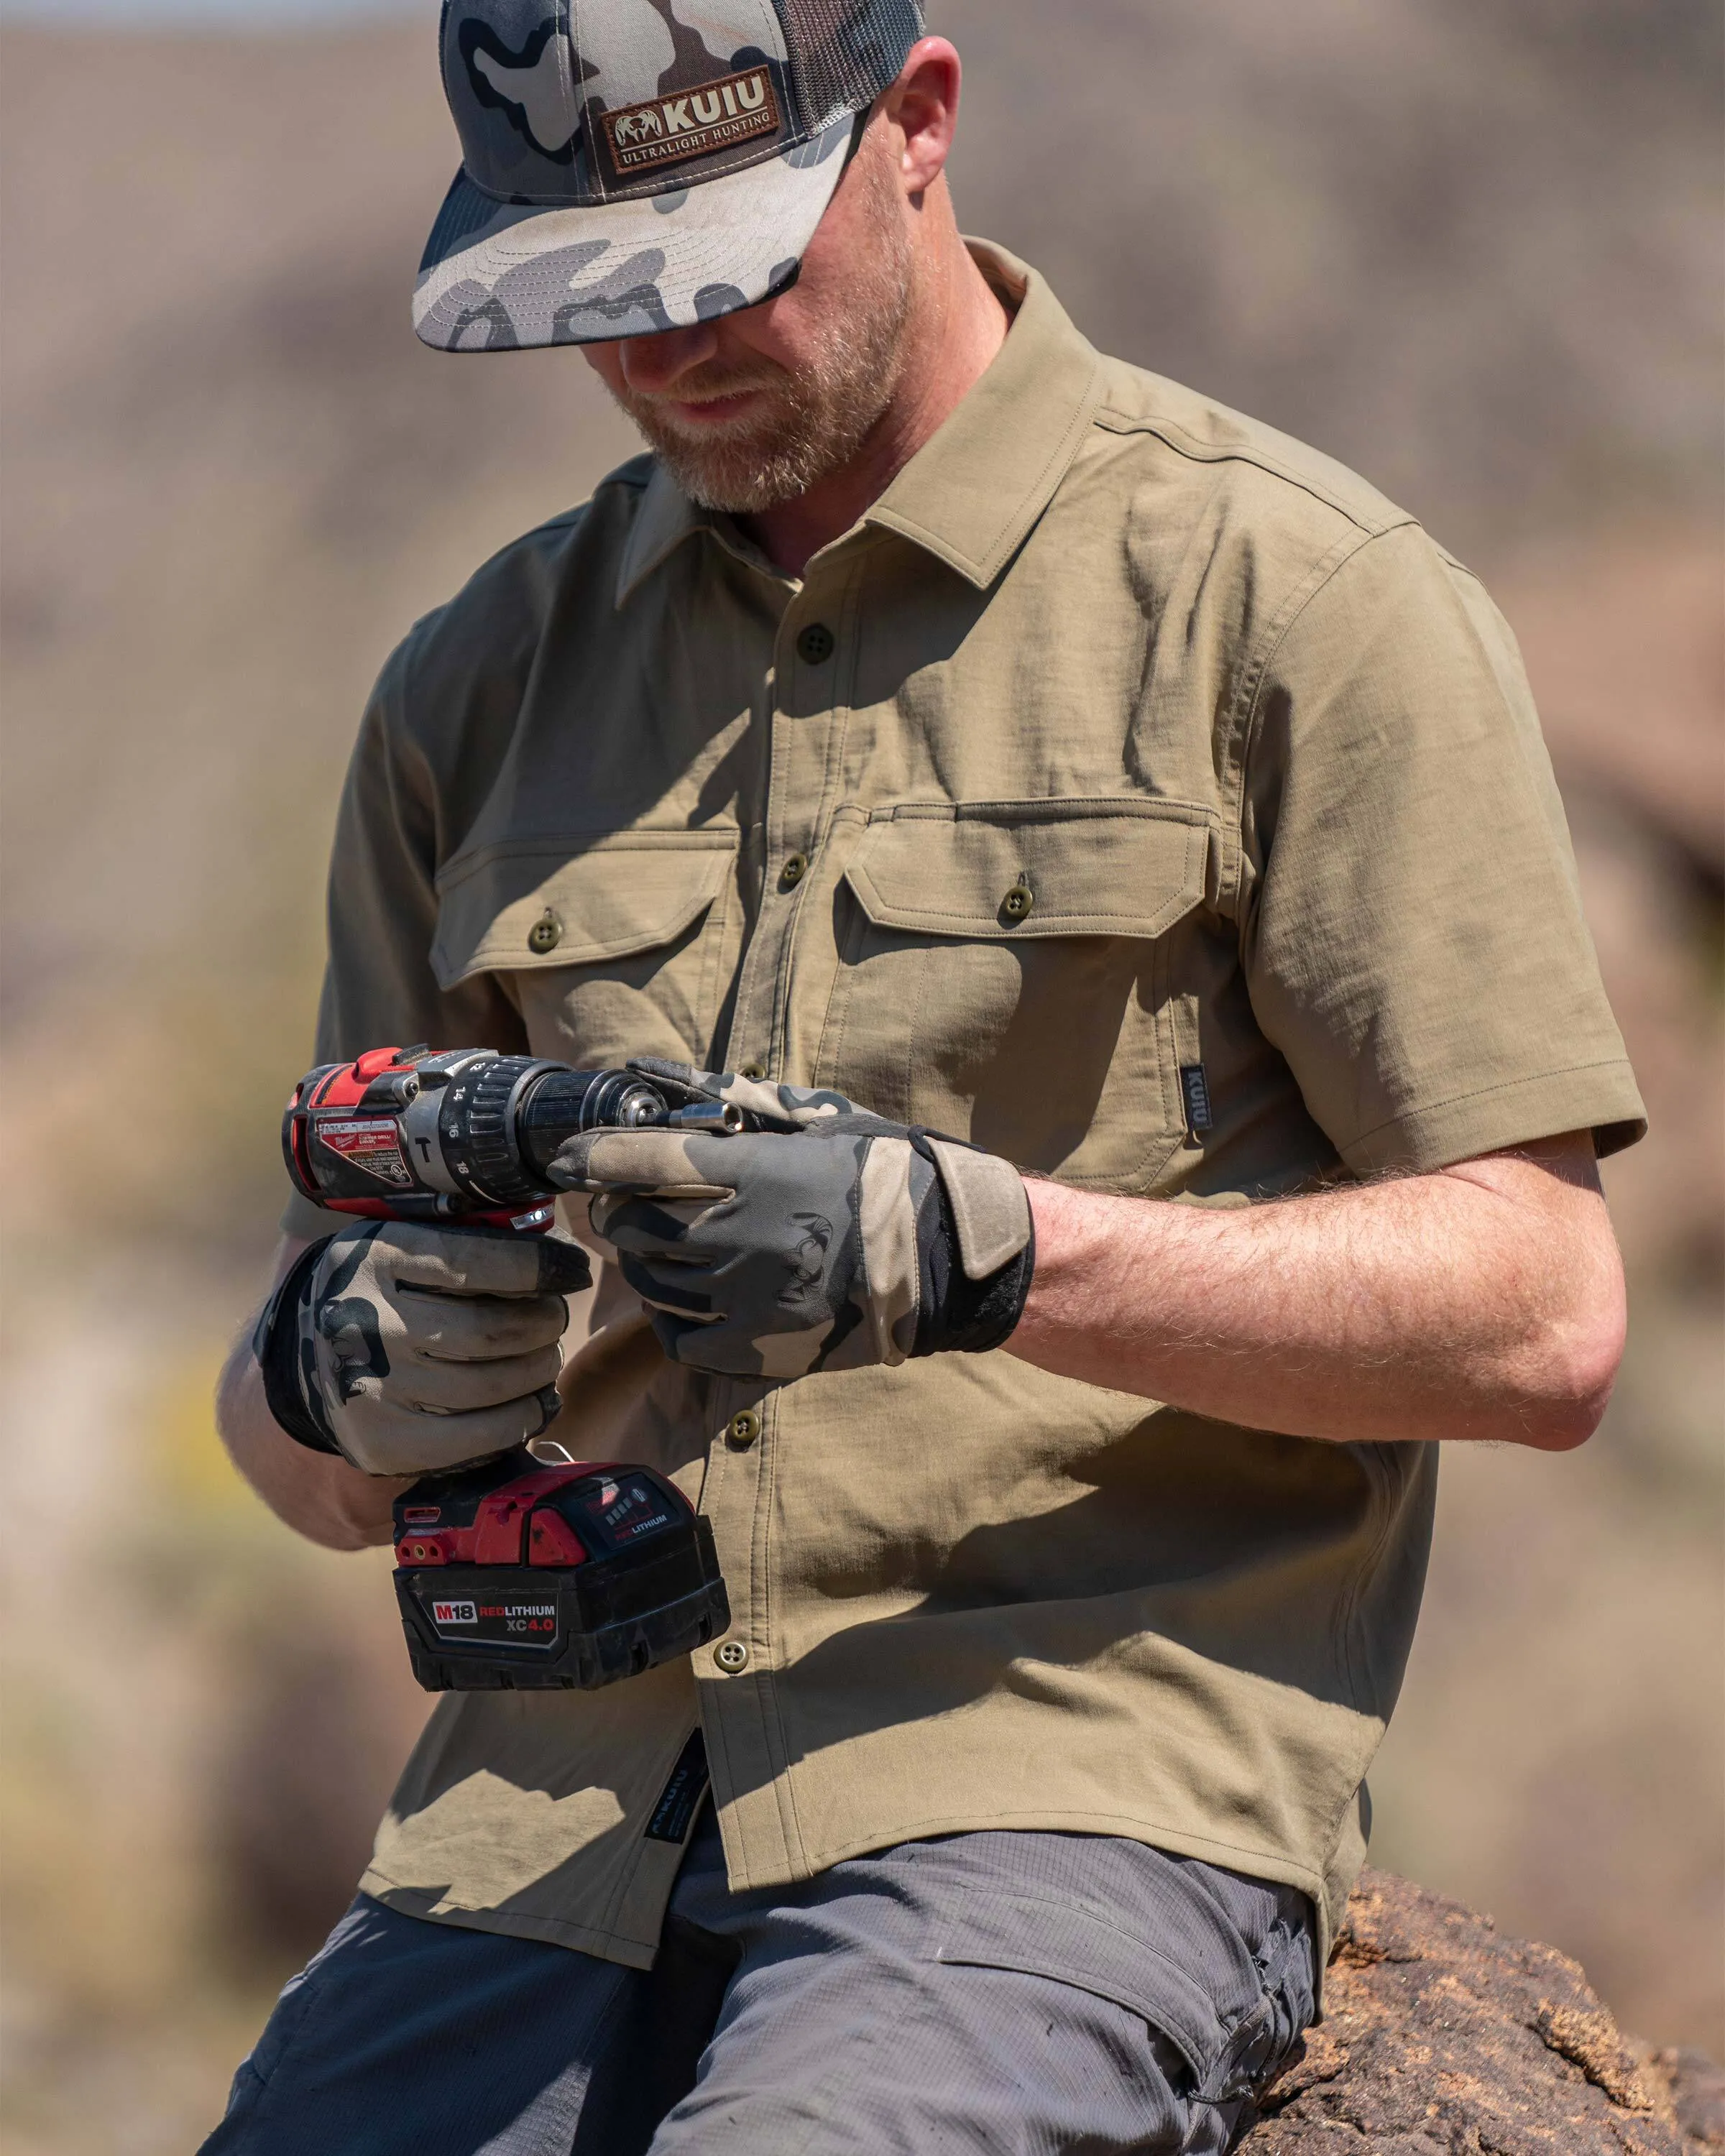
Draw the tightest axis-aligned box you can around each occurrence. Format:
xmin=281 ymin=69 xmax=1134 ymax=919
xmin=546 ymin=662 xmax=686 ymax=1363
xmin=1007 ymin=1131 xmax=1624 ymax=1451
xmin=216 ymin=1236 xmax=408 ymax=1550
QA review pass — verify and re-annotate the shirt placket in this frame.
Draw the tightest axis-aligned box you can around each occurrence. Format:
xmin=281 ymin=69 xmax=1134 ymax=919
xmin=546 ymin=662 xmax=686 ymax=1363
xmin=721 ymin=550 xmax=856 ymax=1080
xmin=694 ymin=544 xmax=861 ymax=1888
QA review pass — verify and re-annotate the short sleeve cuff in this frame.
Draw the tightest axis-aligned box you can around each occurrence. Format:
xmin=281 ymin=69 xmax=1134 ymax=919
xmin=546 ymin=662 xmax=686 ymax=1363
xmin=1339 ymin=1059 xmax=1647 ymax=1176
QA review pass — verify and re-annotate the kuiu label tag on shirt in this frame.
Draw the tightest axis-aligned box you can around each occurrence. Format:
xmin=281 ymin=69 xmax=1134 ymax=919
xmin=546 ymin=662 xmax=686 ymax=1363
xmin=1180 ymin=1063 xmax=1214 ymax=1138
xmin=600 ymin=66 xmax=781 ymax=177
xmin=645 ymin=1730 xmax=710 ymax=1844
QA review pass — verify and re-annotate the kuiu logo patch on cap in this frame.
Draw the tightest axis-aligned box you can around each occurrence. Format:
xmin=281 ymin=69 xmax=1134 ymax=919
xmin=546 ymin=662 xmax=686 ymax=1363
xmin=601 ymin=65 xmax=781 ymax=175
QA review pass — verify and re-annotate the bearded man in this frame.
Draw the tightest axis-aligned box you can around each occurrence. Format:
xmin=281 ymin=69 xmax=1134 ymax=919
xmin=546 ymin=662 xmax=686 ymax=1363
xmin=203 ymin=5 xmax=1643 ymax=2152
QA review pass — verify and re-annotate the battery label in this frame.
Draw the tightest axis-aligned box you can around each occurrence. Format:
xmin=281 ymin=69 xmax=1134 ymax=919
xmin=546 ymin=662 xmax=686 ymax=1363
xmin=420 ymin=1589 xmax=561 ymax=1648
xmin=313 ymin=1117 xmax=413 ymax=1186
xmin=579 ymin=1475 xmax=676 ymax=1547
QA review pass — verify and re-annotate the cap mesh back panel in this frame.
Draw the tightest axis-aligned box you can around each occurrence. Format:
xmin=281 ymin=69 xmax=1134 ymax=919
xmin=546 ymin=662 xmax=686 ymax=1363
xmin=779 ymin=0 xmax=924 ymax=137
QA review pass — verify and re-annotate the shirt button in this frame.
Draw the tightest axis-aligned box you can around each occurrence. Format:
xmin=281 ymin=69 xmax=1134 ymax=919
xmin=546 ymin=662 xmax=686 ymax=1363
xmin=727 ymin=1408 xmax=761 ymax=1448
xmin=714 ymin=1640 xmax=750 ymax=1673
xmin=528 ymin=909 xmax=563 ymax=952
xmin=737 ymin=1060 xmax=766 ymax=1081
xmin=780 ymin=852 xmax=809 ymax=888
xmin=796 ymin=622 xmax=835 ymax=665
xmin=1000 ymin=882 xmax=1034 ymax=923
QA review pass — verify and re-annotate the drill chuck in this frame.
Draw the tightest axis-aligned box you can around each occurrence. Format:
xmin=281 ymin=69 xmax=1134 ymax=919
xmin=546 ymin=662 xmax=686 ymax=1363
xmin=283 ymin=1045 xmax=741 ymax=1225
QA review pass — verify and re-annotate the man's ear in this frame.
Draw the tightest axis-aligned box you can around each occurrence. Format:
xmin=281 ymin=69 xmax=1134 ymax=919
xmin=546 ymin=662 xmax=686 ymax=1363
xmin=884 ymin=37 xmax=962 ymax=199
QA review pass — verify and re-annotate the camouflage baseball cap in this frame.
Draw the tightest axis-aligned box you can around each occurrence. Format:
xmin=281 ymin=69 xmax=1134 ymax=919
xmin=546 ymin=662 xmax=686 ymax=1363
xmin=415 ymin=0 xmax=926 ymax=352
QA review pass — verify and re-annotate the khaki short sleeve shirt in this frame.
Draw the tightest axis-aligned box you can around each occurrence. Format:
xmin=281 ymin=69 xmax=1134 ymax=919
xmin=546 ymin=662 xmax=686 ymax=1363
xmin=289 ymin=242 xmax=1643 ymax=1971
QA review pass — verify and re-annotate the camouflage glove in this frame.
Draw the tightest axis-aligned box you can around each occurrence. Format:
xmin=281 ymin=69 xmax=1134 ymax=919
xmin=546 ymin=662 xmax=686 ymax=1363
xmin=254 ymin=1220 xmax=592 ymax=1475
xmin=545 ymin=1061 xmax=1034 ymax=1381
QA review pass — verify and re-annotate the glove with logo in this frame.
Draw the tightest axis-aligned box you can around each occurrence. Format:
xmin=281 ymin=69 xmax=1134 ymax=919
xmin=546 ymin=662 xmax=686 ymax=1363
xmin=544 ymin=1060 xmax=1034 ymax=1381
xmin=254 ymin=1220 xmax=592 ymax=1475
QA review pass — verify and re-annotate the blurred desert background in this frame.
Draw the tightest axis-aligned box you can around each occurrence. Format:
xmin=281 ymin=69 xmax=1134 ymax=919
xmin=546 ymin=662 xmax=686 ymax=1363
xmin=1 ymin=3 xmax=1720 ymax=2150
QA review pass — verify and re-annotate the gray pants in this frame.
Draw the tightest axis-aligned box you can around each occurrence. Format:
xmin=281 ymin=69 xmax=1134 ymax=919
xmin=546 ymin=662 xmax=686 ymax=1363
xmin=203 ymin=1801 xmax=1314 ymax=2156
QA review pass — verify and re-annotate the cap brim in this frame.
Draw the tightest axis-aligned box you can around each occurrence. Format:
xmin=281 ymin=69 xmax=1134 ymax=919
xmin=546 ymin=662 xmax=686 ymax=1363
xmin=413 ymin=115 xmax=853 ymax=352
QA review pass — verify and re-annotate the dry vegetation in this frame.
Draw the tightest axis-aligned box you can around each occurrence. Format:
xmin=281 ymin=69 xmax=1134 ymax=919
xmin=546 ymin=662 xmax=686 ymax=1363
xmin=1 ymin=6 xmax=1719 ymax=2150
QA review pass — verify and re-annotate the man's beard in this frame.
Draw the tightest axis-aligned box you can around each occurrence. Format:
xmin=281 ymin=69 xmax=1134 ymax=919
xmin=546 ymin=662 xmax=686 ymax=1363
xmin=606 ymin=192 xmax=916 ymax=514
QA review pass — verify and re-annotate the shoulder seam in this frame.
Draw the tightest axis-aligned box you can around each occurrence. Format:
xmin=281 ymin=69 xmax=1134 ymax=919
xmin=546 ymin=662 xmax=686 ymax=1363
xmin=1228 ymin=521 xmax=1420 ymax=921
xmin=1435 ymin=544 xmax=1481 ymax=582
xmin=1091 ymin=404 xmax=1416 ymax=538
xmin=389 ymin=496 xmax=596 ymax=729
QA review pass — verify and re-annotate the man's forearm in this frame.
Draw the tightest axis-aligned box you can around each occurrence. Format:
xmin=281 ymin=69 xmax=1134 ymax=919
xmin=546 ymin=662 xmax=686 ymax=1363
xmin=1006 ymin=1133 xmax=1625 ymax=1451
xmin=216 ymin=1240 xmax=405 ymax=1549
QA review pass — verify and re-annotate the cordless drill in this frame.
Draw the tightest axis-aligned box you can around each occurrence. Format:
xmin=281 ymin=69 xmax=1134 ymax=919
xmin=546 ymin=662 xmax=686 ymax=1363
xmin=282 ymin=1045 xmax=742 ymax=1694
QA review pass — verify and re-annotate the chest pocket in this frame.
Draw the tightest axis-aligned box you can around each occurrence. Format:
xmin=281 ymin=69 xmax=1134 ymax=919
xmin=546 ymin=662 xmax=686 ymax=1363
xmin=432 ymin=831 xmax=740 ymax=1067
xmin=814 ymin=802 xmax=1213 ymax=1191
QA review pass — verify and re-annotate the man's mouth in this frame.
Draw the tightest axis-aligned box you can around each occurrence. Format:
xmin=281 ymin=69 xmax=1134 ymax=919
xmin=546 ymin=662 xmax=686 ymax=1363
xmin=642 ymin=383 xmax=778 ymax=430
xmin=668 ymin=390 xmax=762 ymax=425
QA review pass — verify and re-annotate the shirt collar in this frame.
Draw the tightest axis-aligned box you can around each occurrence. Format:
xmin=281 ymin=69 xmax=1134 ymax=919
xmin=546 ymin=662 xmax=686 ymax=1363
xmin=614 ymin=240 xmax=1103 ymax=606
xmin=613 ymin=468 xmax=788 ymax=607
xmin=861 ymin=240 xmax=1105 ymax=588
xmin=614 ymin=462 xmax=709 ymax=607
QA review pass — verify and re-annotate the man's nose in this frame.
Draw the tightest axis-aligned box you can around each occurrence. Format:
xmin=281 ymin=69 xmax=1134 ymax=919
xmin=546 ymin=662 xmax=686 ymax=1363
xmin=616 ymin=323 xmax=720 ymax=394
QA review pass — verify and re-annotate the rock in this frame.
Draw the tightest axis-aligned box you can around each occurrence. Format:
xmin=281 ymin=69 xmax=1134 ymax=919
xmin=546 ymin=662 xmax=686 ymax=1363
xmin=1242 ymin=1869 xmax=1723 ymax=2154
xmin=1657 ymin=2050 xmax=1725 ymax=2150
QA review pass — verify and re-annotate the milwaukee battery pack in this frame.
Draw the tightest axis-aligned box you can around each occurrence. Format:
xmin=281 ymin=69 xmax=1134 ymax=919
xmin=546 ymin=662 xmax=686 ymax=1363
xmin=390 ymin=1453 xmax=730 ymax=1692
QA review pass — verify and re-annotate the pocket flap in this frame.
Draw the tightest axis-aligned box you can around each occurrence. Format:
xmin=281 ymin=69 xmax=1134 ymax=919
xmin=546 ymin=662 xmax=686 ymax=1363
xmin=844 ymin=801 xmax=1211 ymax=940
xmin=935 ymin=1892 xmax=1229 ymax=2083
xmin=432 ymin=832 xmax=737 ymax=989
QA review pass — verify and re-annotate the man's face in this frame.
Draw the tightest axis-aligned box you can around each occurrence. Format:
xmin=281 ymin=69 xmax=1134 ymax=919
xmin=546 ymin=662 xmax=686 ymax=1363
xmin=582 ymin=116 xmax=915 ymax=515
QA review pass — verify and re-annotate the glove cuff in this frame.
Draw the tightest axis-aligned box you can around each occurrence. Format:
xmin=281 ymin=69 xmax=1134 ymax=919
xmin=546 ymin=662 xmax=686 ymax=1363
xmin=254 ymin=1237 xmax=344 ymax=1455
xmin=911 ymin=1151 xmax=1036 ymax=1357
